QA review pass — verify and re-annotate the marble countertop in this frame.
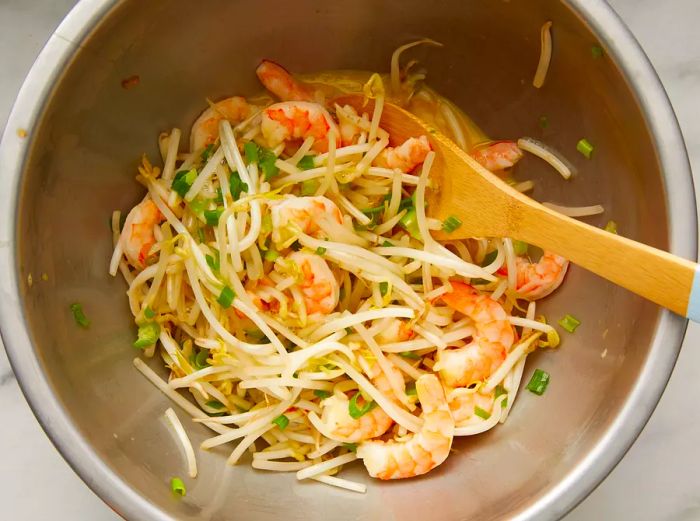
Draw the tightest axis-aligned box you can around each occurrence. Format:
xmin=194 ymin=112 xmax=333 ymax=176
xmin=1 ymin=1 xmax=699 ymax=519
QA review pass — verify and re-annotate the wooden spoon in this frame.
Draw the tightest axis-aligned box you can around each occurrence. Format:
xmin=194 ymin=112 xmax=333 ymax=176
xmin=336 ymin=95 xmax=700 ymax=321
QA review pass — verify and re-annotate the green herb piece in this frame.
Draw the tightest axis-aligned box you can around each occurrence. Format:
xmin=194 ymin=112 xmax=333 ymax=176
xmin=170 ymin=477 xmax=186 ymax=496
xmin=264 ymin=249 xmax=280 ymax=262
xmin=399 ymin=197 xmax=414 ymax=211
xmin=399 ymin=351 xmax=420 ymax=360
xmin=406 ymin=384 xmax=417 ymax=396
xmin=315 ymin=246 xmax=327 ymax=256
xmin=297 ymin=155 xmax=316 ymax=170
xmin=300 ymin=179 xmax=319 ymax=196
xmin=197 ymin=228 xmax=206 ymax=243
xmin=229 ymin=170 xmax=248 ymax=200
xmin=348 ymin=393 xmax=377 ymax=419
xmin=399 ymin=207 xmax=421 ymax=240
xmin=261 ymin=214 xmax=273 ymax=233
xmin=480 ymin=250 xmax=498 ymax=267
xmin=244 ymin=142 xmax=260 ymax=164
xmin=539 ymin=115 xmax=549 ymax=129
xmin=172 ymin=169 xmax=197 ymax=198
xmin=193 ymin=349 xmax=210 ymax=370
xmin=214 ymin=188 xmax=224 ymax=205
xmin=558 ymin=314 xmax=581 ymax=333
xmin=205 ymin=400 xmax=225 ymax=410
xmin=187 ymin=197 xmax=208 ymax=216
xmin=144 ymin=306 xmax=155 ymax=319
xmin=133 ymin=321 xmax=160 ymax=348
xmin=217 ymin=286 xmax=235 ymax=308
xmin=201 ymin=144 xmax=215 ymax=162
xmin=494 ymin=384 xmax=507 ymax=399
xmin=205 ymin=250 xmax=220 ymax=272
xmin=442 ymin=215 xmax=463 ymax=233
xmin=591 ymin=45 xmax=604 ymax=59
xmin=526 ymin=369 xmax=550 ymax=396
xmin=314 ymin=390 xmax=332 ymax=400
xmin=362 ymin=205 xmax=385 ymax=216
xmin=474 ymin=406 xmax=491 ymax=420
xmin=604 ymin=220 xmax=618 ymax=234
xmin=381 ymin=240 xmax=393 ymax=247
xmin=259 ymin=149 xmax=279 ymax=181
xmin=513 ymin=240 xmax=529 ymax=256
xmin=272 ymin=414 xmax=290 ymax=430
xmin=576 ymin=138 xmax=594 ymax=159
xmin=70 ymin=303 xmax=90 ymax=328
xmin=379 ymin=281 xmax=389 ymax=297
xmin=342 ymin=442 xmax=358 ymax=452
xmin=245 ymin=328 xmax=265 ymax=341
xmin=204 ymin=207 xmax=224 ymax=226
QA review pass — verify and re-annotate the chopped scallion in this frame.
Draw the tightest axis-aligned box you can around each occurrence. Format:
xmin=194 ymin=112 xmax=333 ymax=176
xmin=399 ymin=351 xmax=420 ymax=360
xmin=193 ymin=349 xmax=210 ymax=370
xmin=171 ymin=169 xmax=197 ymax=198
xmin=297 ymin=155 xmax=316 ymax=170
xmin=379 ymin=281 xmax=389 ymax=297
xmin=381 ymin=240 xmax=393 ymax=247
xmin=399 ymin=207 xmax=421 ymax=240
xmin=474 ymin=406 xmax=491 ymax=420
xmin=144 ymin=306 xmax=155 ymax=319
xmin=217 ymin=286 xmax=235 ymax=308
xmin=229 ymin=170 xmax=248 ymax=200
xmin=272 ymin=414 xmax=289 ymax=430
xmin=526 ymin=369 xmax=550 ymax=395
xmin=300 ymin=179 xmax=319 ymax=196
xmin=348 ymin=392 xmax=377 ymax=419
xmin=480 ymin=250 xmax=498 ymax=267
xmin=558 ymin=314 xmax=581 ymax=333
xmin=314 ymin=390 xmax=331 ymax=399
xmin=205 ymin=250 xmax=220 ymax=272
xmin=244 ymin=142 xmax=259 ymax=164
xmin=604 ymin=220 xmax=618 ymax=234
xmin=205 ymin=399 xmax=225 ymax=410
xmin=133 ymin=321 xmax=160 ymax=348
xmin=261 ymin=214 xmax=273 ymax=233
xmin=170 ymin=477 xmax=186 ymax=496
xmin=362 ymin=205 xmax=385 ymax=216
xmin=204 ymin=207 xmax=224 ymax=226
xmin=442 ymin=215 xmax=463 ymax=233
xmin=513 ymin=240 xmax=529 ymax=256
xmin=576 ymin=138 xmax=594 ymax=159
xmin=406 ymin=384 xmax=417 ymax=396
xmin=69 ymin=303 xmax=90 ymax=328
xmin=200 ymin=144 xmax=215 ymax=162
xmin=260 ymin=149 xmax=279 ymax=181
xmin=342 ymin=442 xmax=358 ymax=452
xmin=264 ymin=249 xmax=280 ymax=262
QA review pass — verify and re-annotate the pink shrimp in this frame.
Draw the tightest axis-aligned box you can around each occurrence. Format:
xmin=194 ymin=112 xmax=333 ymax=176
xmin=256 ymin=59 xmax=315 ymax=102
xmin=447 ymin=388 xmax=495 ymax=424
xmin=336 ymin=104 xmax=363 ymax=146
xmin=190 ymin=96 xmax=251 ymax=152
xmin=514 ymin=252 xmax=569 ymax=300
xmin=470 ymin=141 xmax=523 ymax=171
xmin=357 ymin=374 xmax=454 ymax=480
xmin=376 ymin=319 xmax=415 ymax=344
xmin=375 ymin=135 xmax=431 ymax=172
xmin=270 ymin=195 xmax=342 ymax=243
xmin=260 ymin=101 xmax=340 ymax=153
xmin=435 ymin=282 xmax=514 ymax=387
xmin=120 ymin=200 xmax=164 ymax=269
xmin=287 ymin=251 xmax=339 ymax=315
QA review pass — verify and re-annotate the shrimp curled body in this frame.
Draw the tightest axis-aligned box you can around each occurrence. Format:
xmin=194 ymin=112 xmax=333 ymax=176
xmin=261 ymin=102 xmax=340 ymax=153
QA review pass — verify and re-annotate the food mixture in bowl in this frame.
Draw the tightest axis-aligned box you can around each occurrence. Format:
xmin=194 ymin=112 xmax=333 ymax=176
xmin=109 ymin=40 xmax=580 ymax=493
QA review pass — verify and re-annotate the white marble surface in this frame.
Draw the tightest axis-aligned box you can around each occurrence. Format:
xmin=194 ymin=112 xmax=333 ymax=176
xmin=1 ymin=0 xmax=699 ymax=519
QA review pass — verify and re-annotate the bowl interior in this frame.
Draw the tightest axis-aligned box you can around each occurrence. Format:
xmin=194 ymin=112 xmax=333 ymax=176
xmin=14 ymin=0 xmax=672 ymax=519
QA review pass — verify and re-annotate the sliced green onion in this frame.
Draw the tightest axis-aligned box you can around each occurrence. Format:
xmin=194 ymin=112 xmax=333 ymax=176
xmin=187 ymin=197 xmax=208 ymax=216
xmin=494 ymin=384 xmax=508 ymax=407
xmin=348 ymin=392 xmax=377 ymax=419
xmin=526 ymin=369 xmax=550 ymax=395
xmin=264 ymin=249 xmax=280 ymax=262
xmin=604 ymin=220 xmax=618 ymax=234
xmin=70 ymin=303 xmax=90 ymax=328
xmin=474 ymin=406 xmax=491 ymax=420
xmin=193 ymin=349 xmax=210 ymax=370
xmin=381 ymin=240 xmax=393 ymax=247
xmin=297 ymin=155 xmax=316 ymax=170
xmin=406 ymin=384 xmax=417 ymax=396
xmin=170 ymin=477 xmax=186 ymax=496
xmin=315 ymin=246 xmax=327 ymax=256
xmin=133 ymin=321 xmax=160 ymax=348
xmin=300 ymin=179 xmax=319 ymax=196
xmin=399 ymin=351 xmax=420 ymax=360
xmin=260 ymin=149 xmax=279 ymax=181
xmin=261 ymin=214 xmax=273 ymax=233
xmin=244 ymin=142 xmax=259 ymax=164
xmin=558 ymin=314 xmax=581 ymax=333
xmin=272 ymin=414 xmax=289 ymax=430
xmin=245 ymin=328 xmax=265 ymax=341
xmin=200 ymin=144 xmax=215 ymax=162
xmin=442 ymin=215 xmax=462 ymax=233
xmin=205 ymin=400 xmax=225 ymax=410
xmin=204 ymin=207 xmax=224 ymax=226
xmin=399 ymin=207 xmax=421 ymax=240
xmin=197 ymin=228 xmax=206 ymax=243
xmin=314 ymin=390 xmax=332 ymax=400
xmin=217 ymin=286 xmax=235 ymax=308
xmin=214 ymin=188 xmax=224 ymax=205
xmin=591 ymin=45 xmax=604 ymax=59
xmin=144 ymin=306 xmax=155 ymax=319
xmin=229 ymin=170 xmax=248 ymax=200
xmin=513 ymin=240 xmax=529 ymax=256
xmin=342 ymin=442 xmax=358 ymax=452
xmin=539 ymin=115 xmax=549 ymax=129
xmin=379 ymin=281 xmax=389 ymax=297
xmin=576 ymin=138 xmax=594 ymax=159
xmin=362 ymin=205 xmax=385 ymax=216
xmin=171 ymin=169 xmax=197 ymax=198
xmin=205 ymin=251 xmax=220 ymax=272
xmin=399 ymin=197 xmax=414 ymax=211
xmin=480 ymin=250 xmax=498 ymax=267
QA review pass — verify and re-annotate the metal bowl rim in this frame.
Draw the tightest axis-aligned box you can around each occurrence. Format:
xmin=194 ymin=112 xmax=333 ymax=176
xmin=0 ymin=0 xmax=695 ymax=519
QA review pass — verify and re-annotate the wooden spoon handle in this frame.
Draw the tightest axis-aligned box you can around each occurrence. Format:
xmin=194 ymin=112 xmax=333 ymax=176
xmin=516 ymin=202 xmax=700 ymax=321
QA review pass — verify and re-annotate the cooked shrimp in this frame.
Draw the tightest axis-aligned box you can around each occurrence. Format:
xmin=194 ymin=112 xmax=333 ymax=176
xmin=120 ymin=200 xmax=163 ymax=269
xmin=256 ymin=59 xmax=315 ymax=102
xmin=190 ymin=96 xmax=251 ymax=152
xmin=337 ymin=105 xmax=363 ymax=146
xmin=374 ymin=135 xmax=431 ymax=172
xmin=376 ymin=319 xmax=415 ymax=343
xmin=435 ymin=282 xmax=514 ymax=387
xmin=321 ymin=393 xmax=394 ymax=443
xmin=287 ymin=251 xmax=339 ymax=315
xmin=447 ymin=388 xmax=495 ymax=424
xmin=270 ymin=195 xmax=342 ymax=243
xmin=514 ymin=252 xmax=569 ymax=300
xmin=260 ymin=101 xmax=340 ymax=153
xmin=470 ymin=141 xmax=523 ymax=171
xmin=357 ymin=374 xmax=454 ymax=480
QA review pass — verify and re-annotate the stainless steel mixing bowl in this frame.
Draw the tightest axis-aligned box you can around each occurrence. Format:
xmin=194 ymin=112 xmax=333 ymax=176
xmin=0 ymin=0 xmax=696 ymax=519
